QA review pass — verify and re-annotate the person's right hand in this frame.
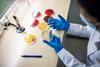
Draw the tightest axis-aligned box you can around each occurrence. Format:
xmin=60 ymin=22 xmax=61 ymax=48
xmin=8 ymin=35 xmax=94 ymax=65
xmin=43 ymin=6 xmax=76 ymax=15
xmin=43 ymin=35 xmax=63 ymax=53
xmin=48 ymin=15 xmax=70 ymax=31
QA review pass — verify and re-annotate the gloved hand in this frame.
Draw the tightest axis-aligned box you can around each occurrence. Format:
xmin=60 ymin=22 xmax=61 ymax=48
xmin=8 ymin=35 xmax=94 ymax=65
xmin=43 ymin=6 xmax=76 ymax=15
xmin=43 ymin=35 xmax=63 ymax=53
xmin=48 ymin=15 xmax=70 ymax=31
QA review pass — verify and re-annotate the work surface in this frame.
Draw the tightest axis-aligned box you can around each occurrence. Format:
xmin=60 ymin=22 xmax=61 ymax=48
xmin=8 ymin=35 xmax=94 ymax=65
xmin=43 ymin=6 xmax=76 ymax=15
xmin=0 ymin=0 xmax=71 ymax=67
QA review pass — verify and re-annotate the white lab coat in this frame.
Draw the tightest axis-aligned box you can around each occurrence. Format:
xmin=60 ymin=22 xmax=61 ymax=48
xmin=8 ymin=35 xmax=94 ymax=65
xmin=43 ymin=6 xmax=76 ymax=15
xmin=57 ymin=23 xmax=100 ymax=67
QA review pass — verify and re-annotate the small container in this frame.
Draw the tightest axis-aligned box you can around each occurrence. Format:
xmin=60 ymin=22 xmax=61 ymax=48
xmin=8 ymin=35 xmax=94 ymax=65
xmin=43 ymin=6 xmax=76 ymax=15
xmin=32 ymin=11 xmax=41 ymax=18
xmin=31 ymin=19 xmax=39 ymax=27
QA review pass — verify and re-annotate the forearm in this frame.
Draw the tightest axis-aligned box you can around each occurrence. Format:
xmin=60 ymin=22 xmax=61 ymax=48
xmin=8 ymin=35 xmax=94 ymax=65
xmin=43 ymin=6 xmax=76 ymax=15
xmin=67 ymin=23 xmax=92 ymax=38
xmin=57 ymin=48 xmax=86 ymax=67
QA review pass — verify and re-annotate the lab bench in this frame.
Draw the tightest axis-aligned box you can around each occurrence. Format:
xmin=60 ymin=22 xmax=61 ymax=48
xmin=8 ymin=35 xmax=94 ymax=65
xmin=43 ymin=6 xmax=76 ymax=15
xmin=0 ymin=0 xmax=71 ymax=67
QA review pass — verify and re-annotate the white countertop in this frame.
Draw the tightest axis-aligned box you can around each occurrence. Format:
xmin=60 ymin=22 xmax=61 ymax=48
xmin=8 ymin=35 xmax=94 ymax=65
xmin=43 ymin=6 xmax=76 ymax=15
xmin=0 ymin=0 xmax=71 ymax=67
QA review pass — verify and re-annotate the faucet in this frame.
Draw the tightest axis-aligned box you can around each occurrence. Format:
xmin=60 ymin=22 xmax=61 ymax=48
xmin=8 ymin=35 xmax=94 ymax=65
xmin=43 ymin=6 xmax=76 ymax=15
xmin=4 ymin=16 xmax=25 ymax=33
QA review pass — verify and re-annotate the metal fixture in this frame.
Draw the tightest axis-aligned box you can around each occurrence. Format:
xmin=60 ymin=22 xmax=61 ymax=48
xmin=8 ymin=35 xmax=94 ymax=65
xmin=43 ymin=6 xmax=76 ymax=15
xmin=4 ymin=16 xmax=25 ymax=33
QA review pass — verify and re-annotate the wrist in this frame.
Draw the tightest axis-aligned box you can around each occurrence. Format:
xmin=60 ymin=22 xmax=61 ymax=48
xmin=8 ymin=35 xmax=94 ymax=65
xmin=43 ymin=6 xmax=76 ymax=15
xmin=64 ymin=22 xmax=70 ymax=31
xmin=55 ymin=46 xmax=63 ymax=53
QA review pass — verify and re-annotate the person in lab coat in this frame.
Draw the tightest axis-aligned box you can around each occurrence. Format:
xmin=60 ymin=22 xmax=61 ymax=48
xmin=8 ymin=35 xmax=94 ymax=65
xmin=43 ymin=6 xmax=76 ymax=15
xmin=43 ymin=0 xmax=100 ymax=67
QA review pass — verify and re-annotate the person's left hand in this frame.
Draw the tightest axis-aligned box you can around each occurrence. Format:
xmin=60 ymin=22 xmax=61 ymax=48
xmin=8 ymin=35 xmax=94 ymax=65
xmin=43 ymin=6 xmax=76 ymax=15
xmin=48 ymin=15 xmax=70 ymax=31
xmin=43 ymin=35 xmax=63 ymax=53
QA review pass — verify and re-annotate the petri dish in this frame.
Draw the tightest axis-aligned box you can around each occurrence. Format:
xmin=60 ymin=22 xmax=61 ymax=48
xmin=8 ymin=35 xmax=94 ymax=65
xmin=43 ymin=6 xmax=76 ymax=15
xmin=38 ymin=23 xmax=48 ymax=31
xmin=42 ymin=29 xmax=52 ymax=41
xmin=24 ymin=34 xmax=37 ymax=45
xmin=45 ymin=9 xmax=54 ymax=16
xmin=44 ymin=16 xmax=53 ymax=23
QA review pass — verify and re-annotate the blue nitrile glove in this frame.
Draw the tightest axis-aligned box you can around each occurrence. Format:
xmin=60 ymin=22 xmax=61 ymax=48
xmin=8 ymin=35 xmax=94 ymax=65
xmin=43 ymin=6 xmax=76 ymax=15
xmin=43 ymin=35 xmax=63 ymax=53
xmin=48 ymin=15 xmax=70 ymax=31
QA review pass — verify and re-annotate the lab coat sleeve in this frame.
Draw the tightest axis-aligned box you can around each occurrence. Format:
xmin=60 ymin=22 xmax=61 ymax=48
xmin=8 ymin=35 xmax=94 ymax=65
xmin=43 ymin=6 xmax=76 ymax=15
xmin=89 ymin=50 xmax=100 ymax=63
xmin=67 ymin=23 xmax=93 ymax=38
xmin=57 ymin=48 xmax=100 ymax=67
xmin=57 ymin=48 xmax=86 ymax=67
